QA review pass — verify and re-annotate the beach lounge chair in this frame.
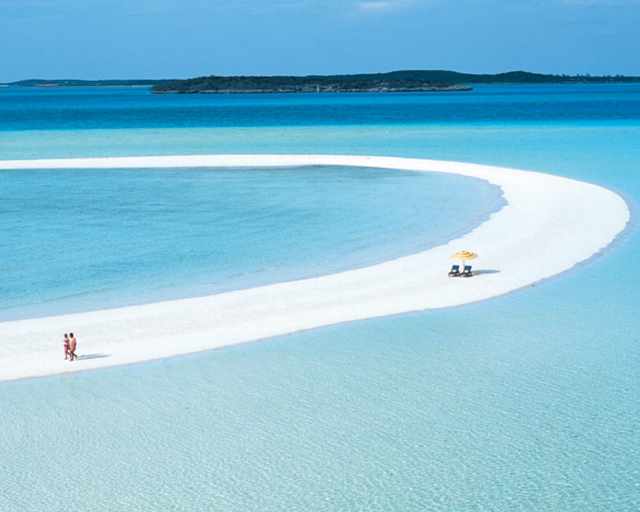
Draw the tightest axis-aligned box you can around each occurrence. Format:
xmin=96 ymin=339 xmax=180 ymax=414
xmin=448 ymin=265 xmax=460 ymax=277
xmin=460 ymin=265 xmax=473 ymax=277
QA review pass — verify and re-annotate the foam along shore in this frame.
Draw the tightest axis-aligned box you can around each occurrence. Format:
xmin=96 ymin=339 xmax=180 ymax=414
xmin=0 ymin=155 xmax=630 ymax=383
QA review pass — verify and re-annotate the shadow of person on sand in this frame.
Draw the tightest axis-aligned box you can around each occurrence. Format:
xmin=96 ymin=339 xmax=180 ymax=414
xmin=76 ymin=353 xmax=110 ymax=361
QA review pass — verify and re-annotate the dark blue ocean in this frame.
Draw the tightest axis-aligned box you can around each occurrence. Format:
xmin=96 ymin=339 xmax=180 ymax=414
xmin=1 ymin=84 xmax=639 ymax=132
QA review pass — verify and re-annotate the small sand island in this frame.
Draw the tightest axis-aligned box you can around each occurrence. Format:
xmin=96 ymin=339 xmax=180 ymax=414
xmin=0 ymin=155 xmax=630 ymax=383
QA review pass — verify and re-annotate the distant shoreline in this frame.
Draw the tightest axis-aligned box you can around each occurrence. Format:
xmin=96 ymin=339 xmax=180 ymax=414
xmin=0 ymin=79 xmax=171 ymax=88
xmin=150 ymin=70 xmax=640 ymax=94
xmin=19 ymin=85 xmax=153 ymax=89
xmin=4 ymin=70 xmax=639 ymax=92
xmin=151 ymin=84 xmax=472 ymax=94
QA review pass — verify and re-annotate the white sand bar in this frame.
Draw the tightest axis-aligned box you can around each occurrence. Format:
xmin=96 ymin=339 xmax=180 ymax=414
xmin=0 ymin=155 xmax=630 ymax=382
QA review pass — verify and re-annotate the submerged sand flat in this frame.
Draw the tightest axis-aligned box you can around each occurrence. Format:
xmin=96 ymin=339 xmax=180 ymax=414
xmin=0 ymin=155 xmax=630 ymax=382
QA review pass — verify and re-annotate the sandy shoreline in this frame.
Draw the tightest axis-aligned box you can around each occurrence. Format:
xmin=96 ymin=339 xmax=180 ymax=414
xmin=0 ymin=155 xmax=630 ymax=383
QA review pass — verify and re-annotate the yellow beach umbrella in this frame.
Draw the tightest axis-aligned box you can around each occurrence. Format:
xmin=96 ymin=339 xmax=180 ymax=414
xmin=450 ymin=251 xmax=478 ymax=267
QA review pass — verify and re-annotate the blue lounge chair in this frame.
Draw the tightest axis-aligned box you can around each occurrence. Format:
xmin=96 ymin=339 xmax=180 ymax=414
xmin=460 ymin=265 xmax=473 ymax=277
xmin=448 ymin=265 xmax=460 ymax=277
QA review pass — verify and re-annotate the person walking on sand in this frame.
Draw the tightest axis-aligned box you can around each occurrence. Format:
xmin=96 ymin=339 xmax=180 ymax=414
xmin=68 ymin=333 xmax=78 ymax=361
xmin=63 ymin=333 xmax=70 ymax=360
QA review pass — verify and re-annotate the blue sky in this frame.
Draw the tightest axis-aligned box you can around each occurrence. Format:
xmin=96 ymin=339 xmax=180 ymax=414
xmin=1 ymin=0 xmax=638 ymax=81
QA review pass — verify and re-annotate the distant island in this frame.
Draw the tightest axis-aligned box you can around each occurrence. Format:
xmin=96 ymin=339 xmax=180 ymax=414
xmin=151 ymin=74 xmax=471 ymax=94
xmin=3 ymin=71 xmax=639 ymax=93
xmin=2 ymin=79 xmax=172 ymax=88
xmin=151 ymin=70 xmax=640 ymax=94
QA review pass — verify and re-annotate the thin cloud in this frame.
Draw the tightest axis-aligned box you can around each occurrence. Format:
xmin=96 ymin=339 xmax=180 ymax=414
xmin=359 ymin=1 xmax=394 ymax=11
xmin=356 ymin=0 xmax=421 ymax=14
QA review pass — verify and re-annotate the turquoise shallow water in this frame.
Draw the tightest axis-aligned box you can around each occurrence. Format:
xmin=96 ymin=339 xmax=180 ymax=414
xmin=1 ymin=85 xmax=639 ymax=511
xmin=0 ymin=165 xmax=501 ymax=321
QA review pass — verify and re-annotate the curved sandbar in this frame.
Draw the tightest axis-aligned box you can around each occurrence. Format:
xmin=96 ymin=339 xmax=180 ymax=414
xmin=0 ymin=155 xmax=630 ymax=382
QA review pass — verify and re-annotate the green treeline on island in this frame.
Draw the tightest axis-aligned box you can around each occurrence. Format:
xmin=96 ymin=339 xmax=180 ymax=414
xmin=3 ymin=71 xmax=639 ymax=93
xmin=151 ymin=70 xmax=640 ymax=94
xmin=151 ymin=74 xmax=470 ymax=94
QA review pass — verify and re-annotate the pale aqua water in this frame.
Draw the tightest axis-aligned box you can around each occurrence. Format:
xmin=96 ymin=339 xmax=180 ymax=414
xmin=1 ymin=85 xmax=639 ymax=511
xmin=0 ymin=166 xmax=501 ymax=321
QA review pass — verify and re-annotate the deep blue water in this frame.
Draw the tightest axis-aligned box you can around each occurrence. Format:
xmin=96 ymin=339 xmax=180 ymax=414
xmin=1 ymin=84 xmax=639 ymax=131
xmin=0 ymin=85 xmax=639 ymax=511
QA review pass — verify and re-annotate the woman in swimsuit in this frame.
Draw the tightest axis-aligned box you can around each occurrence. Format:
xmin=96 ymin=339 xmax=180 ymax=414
xmin=63 ymin=334 xmax=70 ymax=360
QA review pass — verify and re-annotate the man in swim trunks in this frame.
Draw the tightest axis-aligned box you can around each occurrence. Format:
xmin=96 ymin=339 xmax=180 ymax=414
xmin=68 ymin=333 xmax=77 ymax=361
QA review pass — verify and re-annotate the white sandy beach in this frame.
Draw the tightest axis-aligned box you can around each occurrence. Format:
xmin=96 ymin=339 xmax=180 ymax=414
xmin=0 ymin=155 xmax=630 ymax=382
